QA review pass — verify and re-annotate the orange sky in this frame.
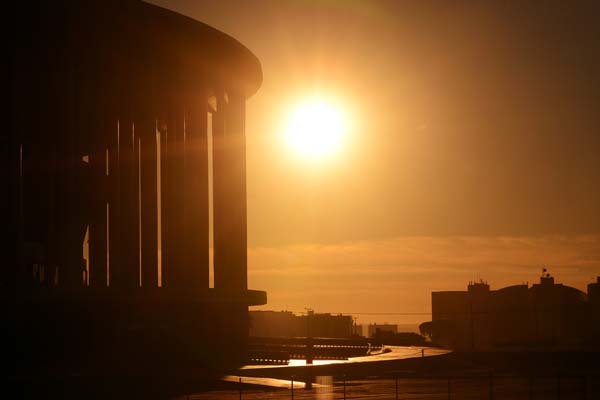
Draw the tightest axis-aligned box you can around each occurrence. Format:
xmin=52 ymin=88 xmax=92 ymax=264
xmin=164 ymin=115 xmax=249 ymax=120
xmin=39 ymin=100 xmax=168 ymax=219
xmin=149 ymin=0 xmax=600 ymax=325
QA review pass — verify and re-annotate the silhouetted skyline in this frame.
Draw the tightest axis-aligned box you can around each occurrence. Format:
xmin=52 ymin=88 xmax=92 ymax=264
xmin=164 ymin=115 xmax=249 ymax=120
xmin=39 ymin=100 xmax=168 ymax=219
xmin=149 ymin=0 xmax=600 ymax=324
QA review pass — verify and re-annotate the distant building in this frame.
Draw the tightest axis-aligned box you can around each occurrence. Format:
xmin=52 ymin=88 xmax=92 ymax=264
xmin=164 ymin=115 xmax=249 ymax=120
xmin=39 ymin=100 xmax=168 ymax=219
xmin=304 ymin=312 xmax=353 ymax=338
xmin=352 ymin=324 xmax=364 ymax=337
xmin=249 ymin=310 xmax=353 ymax=338
xmin=249 ymin=311 xmax=304 ymax=337
xmin=396 ymin=324 xmax=420 ymax=334
xmin=425 ymin=273 xmax=594 ymax=349
xmin=368 ymin=323 xmax=398 ymax=338
xmin=589 ymin=277 xmax=600 ymax=341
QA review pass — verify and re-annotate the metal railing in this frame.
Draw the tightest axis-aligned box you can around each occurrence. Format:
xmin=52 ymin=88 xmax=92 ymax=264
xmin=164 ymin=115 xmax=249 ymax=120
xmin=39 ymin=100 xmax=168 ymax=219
xmin=183 ymin=370 xmax=599 ymax=399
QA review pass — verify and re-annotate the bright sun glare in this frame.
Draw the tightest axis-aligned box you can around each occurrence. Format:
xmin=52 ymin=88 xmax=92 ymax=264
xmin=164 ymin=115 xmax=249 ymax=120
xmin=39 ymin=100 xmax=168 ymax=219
xmin=284 ymin=99 xmax=348 ymax=160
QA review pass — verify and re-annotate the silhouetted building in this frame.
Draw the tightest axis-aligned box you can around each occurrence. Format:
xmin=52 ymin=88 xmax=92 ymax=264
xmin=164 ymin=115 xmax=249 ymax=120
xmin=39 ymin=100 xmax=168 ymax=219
xmin=6 ymin=0 xmax=266 ymax=392
xmin=249 ymin=311 xmax=304 ymax=337
xmin=249 ymin=310 xmax=353 ymax=338
xmin=306 ymin=312 xmax=354 ymax=338
xmin=426 ymin=273 xmax=593 ymax=349
xmin=353 ymin=324 xmax=364 ymax=337
xmin=587 ymin=277 xmax=600 ymax=342
xmin=368 ymin=323 xmax=398 ymax=338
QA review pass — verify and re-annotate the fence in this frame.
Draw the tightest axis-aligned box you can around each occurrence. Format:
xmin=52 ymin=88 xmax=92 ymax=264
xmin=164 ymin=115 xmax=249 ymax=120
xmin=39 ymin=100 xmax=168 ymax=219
xmin=181 ymin=371 xmax=600 ymax=400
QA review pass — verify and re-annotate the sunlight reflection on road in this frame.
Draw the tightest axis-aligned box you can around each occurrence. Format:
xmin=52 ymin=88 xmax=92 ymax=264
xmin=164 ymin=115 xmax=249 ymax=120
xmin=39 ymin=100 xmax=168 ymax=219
xmin=240 ymin=346 xmax=450 ymax=370
xmin=196 ymin=346 xmax=453 ymax=399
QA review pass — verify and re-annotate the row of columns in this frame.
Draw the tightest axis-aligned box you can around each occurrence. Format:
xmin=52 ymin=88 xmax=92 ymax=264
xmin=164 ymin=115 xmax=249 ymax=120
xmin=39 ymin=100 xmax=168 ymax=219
xmin=83 ymin=91 xmax=247 ymax=292
xmin=9 ymin=1 xmax=256 ymax=303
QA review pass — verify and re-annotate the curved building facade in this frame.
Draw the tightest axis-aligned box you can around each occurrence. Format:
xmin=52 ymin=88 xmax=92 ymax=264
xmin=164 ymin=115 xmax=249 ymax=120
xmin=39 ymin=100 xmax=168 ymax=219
xmin=6 ymin=0 xmax=266 ymax=392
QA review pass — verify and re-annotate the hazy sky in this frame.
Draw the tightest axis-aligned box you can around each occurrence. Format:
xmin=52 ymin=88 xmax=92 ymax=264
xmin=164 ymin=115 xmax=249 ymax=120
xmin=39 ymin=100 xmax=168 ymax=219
xmin=149 ymin=0 xmax=600 ymax=325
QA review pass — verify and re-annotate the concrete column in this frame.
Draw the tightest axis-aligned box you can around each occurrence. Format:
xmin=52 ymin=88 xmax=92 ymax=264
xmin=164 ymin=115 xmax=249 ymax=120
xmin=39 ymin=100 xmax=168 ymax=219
xmin=88 ymin=115 xmax=108 ymax=288
xmin=159 ymin=116 xmax=170 ymax=286
xmin=161 ymin=105 xmax=185 ymax=288
xmin=56 ymin=59 xmax=86 ymax=289
xmin=212 ymin=94 xmax=226 ymax=289
xmin=213 ymin=91 xmax=247 ymax=291
xmin=140 ymin=116 xmax=158 ymax=288
xmin=107 ymin=120 xmax=121 ymax=288
xmin=112 ymin=119 xmax=139 ymax=289
xmin=182 ymin=95 xmax=209 ymax=290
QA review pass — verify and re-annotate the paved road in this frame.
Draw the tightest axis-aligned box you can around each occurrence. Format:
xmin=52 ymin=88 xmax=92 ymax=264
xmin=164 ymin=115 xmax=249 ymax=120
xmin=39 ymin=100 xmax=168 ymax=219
xmin=241 ymin=345 xmax=450 ymax=369
xmin=225 ymin=346 xmax=452 ymax=390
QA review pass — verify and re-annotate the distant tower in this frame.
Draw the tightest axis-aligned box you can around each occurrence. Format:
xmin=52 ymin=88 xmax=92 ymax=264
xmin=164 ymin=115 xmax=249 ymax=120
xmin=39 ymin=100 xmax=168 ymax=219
xmin=540 ymin=267 xmax=555 ymax=286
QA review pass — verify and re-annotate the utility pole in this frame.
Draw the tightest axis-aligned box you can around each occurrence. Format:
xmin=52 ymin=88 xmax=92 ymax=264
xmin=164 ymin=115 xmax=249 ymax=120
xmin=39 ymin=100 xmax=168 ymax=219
xmin=305 ymin=308 xmax=314 ymax=365
xmin=304 ymin=308 xmax=314 ymax=390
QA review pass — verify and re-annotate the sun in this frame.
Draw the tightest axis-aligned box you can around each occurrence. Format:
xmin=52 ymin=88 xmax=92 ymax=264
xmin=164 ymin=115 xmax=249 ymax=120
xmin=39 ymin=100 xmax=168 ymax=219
xmin=284 ymin=99 xmax=349 ymax=160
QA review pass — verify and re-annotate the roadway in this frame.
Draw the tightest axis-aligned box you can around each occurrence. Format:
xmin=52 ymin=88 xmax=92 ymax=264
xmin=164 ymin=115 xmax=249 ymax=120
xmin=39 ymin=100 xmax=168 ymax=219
xmin=232 ymin=345 xmax=452 ymax=389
